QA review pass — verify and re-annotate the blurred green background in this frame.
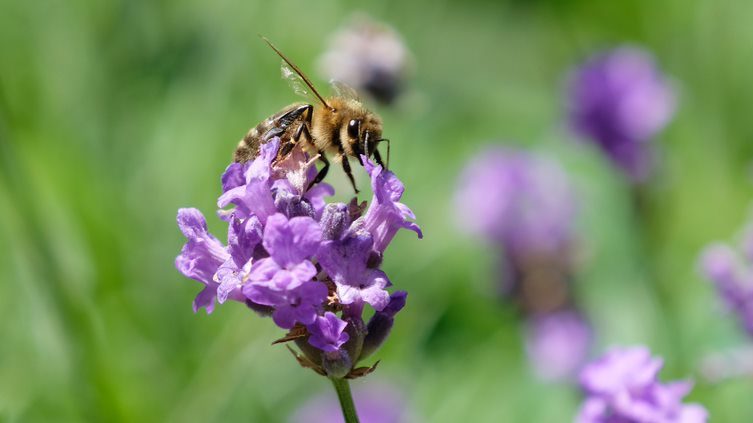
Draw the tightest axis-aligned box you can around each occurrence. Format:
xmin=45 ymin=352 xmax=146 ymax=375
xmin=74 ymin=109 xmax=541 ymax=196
xmin=2 ymin=0 xmax=753 ymax=421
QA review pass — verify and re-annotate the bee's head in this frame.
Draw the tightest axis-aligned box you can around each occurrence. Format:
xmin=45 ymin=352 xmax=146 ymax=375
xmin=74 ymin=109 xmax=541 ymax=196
xmin=341 ymin=108 xmax=383 ymax=161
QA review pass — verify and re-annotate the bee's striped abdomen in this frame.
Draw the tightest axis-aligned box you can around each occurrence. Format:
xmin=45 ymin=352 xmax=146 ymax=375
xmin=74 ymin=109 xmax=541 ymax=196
xmin=233 ymin=103 xmax=310 ymax=163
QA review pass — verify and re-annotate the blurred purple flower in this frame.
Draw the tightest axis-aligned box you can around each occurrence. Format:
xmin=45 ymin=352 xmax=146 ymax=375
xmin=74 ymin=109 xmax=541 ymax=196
xmin=567 ymin=47 xmax=676 ymax=182
xmin=455 ymin=148 xmax=575 ymax=256
xmin=317 ymin=14 xmax=413 ymax=105
xmin=576 ymin=346 xmax=707 ymax=423
xmin=525 ymin=311 xmax=591 ymax=381
xmin=699 ymin=225 xmax=753 ymax=336
xmin=291 ymin=381 xmax=417 ymax=423
xmin=175 ymin=137 xmax=420 ymax=378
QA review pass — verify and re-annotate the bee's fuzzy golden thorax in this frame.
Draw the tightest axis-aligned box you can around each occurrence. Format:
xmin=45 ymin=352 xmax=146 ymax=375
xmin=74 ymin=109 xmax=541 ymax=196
xmin=310 ymin=97 xmax=383 ymax=160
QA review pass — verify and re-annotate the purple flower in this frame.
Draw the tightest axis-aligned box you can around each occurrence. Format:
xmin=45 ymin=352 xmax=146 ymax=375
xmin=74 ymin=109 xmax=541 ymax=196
xmin=176 ymin=135 xmax=420 ymax=376
xmin=525 ymin=311 xmax=591 ymax=381
xmin=319 ymin=230 xmax=391 ymax=311
xmin=567 ymin=47 xmax=676 ymax=182
xmin=307 ymin=312 xmax=350 ymax=352
xmin=175 ymin=208 xmax=233 ymax=313
xmin=454 ymin=147 xmax=576 ymax=257
xmin=217 ymin=138 xmax=279 ymax=222
xmin=291 ymin=381 xmax=417 ymax=423
xmin=700 ymin=230 xmax=753 ymax=336
xmin=248 ymin=282 xmax=327 ymax=329
xmin=361 ymin=156 xmax=422 ymax=253
xmin=576 ymin=346 xmax=708 ymax=423
xmin=244 ymin=213 xmax=321 ymax=292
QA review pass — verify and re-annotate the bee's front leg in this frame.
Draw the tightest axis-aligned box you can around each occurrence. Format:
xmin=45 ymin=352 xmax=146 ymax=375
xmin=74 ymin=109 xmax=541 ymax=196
xmin=307 ymin=152 xmax=330 ymax=191
xmin=372 ymin=148 xmax=385 ymax=169
xmin=341 ymin=156 xmax=359 ymax=194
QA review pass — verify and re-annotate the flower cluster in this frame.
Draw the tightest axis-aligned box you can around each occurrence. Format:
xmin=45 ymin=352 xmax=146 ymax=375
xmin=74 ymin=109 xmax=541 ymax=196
xmin=318 ymin=13 xmax=412 ymax=105
xmin=175 ymin=137 xmax=421 ymax=377
xmin=576 ymin=346 xmax=707 ymax=423
xmin=567 ymin=47 xmax=676 ymax=183
xmin=699 ymin=222 xmax=753 ymax=336
xmin=455 ymin=147 xmax=591 ymax=381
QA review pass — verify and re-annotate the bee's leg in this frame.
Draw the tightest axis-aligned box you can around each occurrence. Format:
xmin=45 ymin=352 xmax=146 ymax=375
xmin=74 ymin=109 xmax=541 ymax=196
xmin=341 ymin=156 xmax=359 ymax=194
xmin=307 ymin=152 xmax=330 ymax=191
xmin=384 ymin=138 xmax=391 ymax=169
xmin=372 ymin=148 xmax=385 ymax=169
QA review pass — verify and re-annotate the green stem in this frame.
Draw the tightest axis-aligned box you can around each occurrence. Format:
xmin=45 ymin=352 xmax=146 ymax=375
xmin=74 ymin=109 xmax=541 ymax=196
xmin=330 ymin=378 xmax=360 ymax=423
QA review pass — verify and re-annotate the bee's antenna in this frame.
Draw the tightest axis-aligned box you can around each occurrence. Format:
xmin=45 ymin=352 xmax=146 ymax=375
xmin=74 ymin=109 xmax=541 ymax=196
xmin=259 ymin=36 xmax=332 ymax=111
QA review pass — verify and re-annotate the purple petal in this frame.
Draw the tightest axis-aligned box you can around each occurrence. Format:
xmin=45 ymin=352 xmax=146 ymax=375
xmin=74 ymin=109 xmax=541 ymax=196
xmin=227 ymin=215 xmax=263 ymax=267
xmin=217 ymin=138 xmax=280 ymax=222
xmin=221 ymin=162 xmax=247 ymax=193
xmin=360 ymin=158 xmax=421 ymax=253
xmin=263 ymin=213 xmax=322 ymax=267
xmin=175 ymin=208 xmax=229 ymax=284
xmin=307 ymin=312 xmax=350 ymax=352
xmin=271 ymin=282 xmax=328 ymax=329
xmin=336 ymin=269 xmax=390 ymax=310
xmin=192 ymin=284 xmax=217 ymax=314
xmin=318 ymin=232 xmax=373 ymax=286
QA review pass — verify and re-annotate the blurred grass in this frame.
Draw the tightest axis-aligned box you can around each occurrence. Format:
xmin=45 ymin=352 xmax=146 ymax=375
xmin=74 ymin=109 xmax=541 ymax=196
xmin=2 ymin=0 xmax=753 ymax=421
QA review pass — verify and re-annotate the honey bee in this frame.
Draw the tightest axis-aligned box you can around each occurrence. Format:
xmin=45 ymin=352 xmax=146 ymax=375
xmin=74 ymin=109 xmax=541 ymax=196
xmin=234 ymin=37 xmax=389 ymax=193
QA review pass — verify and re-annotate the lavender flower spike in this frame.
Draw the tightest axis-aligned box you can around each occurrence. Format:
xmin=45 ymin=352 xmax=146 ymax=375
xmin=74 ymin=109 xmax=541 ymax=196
xmin=454 ymin=147 xmax=575 ymax=257
xmin=567 ymin=47 xmax=676 ymax=182
xmin=175 ymin=136 xmax=420 ymax=389
xmin=576 ymin=346 xmax=708 ymax=423
xmin=699 ymin=222 xmax=753 ymax=336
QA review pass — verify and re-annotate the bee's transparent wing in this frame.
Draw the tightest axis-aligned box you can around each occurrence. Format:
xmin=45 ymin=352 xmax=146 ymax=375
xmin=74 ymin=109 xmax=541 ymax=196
xmin=330 ymin=80 xmax=361 ymax=101
xmin=281 ymin=61 xmax=315 ymax=100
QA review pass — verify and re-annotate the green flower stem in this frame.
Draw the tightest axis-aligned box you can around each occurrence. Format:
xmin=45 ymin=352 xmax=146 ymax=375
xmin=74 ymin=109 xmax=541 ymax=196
xmin=330 ymin=377 xmax=360 ymax=423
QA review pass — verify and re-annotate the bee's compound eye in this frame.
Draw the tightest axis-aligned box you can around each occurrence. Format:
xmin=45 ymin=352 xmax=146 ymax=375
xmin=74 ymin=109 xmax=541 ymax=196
xmin=347 ymin=119 xmax=360 ymax=139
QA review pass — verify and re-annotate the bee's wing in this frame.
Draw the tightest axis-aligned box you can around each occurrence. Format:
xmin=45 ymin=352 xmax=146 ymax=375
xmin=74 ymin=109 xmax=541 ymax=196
xmin=281 ymin=61 xmax=318 ymax=101
xmin=330 ymin=80 xmax=361 ymax=101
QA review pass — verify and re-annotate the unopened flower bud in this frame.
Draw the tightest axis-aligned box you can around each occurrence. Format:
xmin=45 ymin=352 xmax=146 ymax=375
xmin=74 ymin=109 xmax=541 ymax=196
xmin=320 ymin=203 xmax=351 ymax=240
xmin=360 ymin=291 xmax=407 ymax=360
xmin=323 ymin=350 xmax=352 ymax=379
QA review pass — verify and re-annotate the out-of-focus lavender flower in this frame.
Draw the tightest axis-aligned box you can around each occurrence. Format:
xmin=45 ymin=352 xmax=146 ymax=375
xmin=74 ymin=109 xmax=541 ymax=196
xmin=576 ymin=346 xmax=708 ymax=423
xmin=699 ymin=224 xmax=753 ymax=336
xmin=318 ymin=14 xmax=413 ymax=105
xmin=455 ymin=147 xmax=575 ymax=257
xmin=291 ymin=381 xmax=418 ymax=423
xmin=455 ymin=146 xmax=590 ymax=382
xmin=175 ymin=137 xmax=420 ymax=379
xmin=567 ymin=47 xmax=676 ymax=182
xmin=525 ymin=311 xmax=591 ymax=381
